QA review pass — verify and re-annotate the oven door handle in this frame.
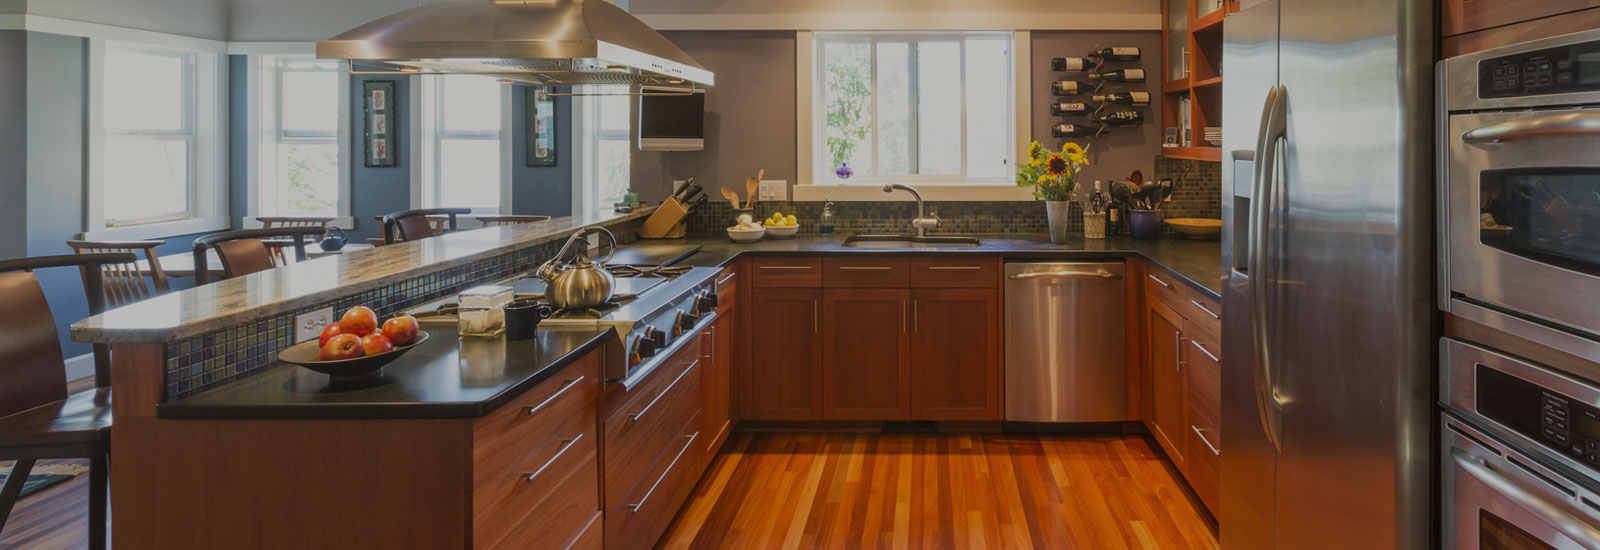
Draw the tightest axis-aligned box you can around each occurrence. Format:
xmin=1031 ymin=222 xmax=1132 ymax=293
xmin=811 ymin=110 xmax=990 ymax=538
xmin=1462 ymin=112 xmax=1600 ymax=145
xmin=1452 ymin=448 xmax=1600 ymax=549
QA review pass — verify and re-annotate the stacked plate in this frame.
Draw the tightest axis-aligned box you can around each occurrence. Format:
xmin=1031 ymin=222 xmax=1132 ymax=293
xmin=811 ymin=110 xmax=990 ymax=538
xmin=1203 ymin=126 xmax=1222 ymax=147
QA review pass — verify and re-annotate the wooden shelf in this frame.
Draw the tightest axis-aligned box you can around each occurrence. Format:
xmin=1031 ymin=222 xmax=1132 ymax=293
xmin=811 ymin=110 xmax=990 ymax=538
xmin=1162 ymin=146 xmax=1223 ymax=162
xmin=1192 ymin=75 xmax=1223 ymax=89
xmin=1163 ymin=77 xmax=1192 ymax=94
xmin=1193 ymin=9 xmax=1226 ymax=33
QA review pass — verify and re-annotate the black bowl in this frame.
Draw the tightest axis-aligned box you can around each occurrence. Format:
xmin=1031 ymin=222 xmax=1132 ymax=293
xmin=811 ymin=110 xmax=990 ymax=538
xmin=277 ymin=331 xmax=430 ymax=382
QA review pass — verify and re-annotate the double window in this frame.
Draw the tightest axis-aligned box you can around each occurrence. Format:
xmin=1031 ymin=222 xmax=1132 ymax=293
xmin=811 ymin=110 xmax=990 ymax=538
xmin=418 ymin=75 xmax=509 ymax=212
xmin=254 ymin=55 xmax=348 ymax=220
xmin=576 ymin=86 xmax=633 ymax=213
xmin=812 ymin=32 xmax=1015 ymax=186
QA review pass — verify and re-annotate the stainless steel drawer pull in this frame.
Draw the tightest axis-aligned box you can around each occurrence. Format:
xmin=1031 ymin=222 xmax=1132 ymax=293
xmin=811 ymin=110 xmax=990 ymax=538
xmin=520 ymin=433 xmax=583 ymax=483
xmin=758 ymin=265 xmax=813 ymax=270
xmin=838 ymin=266 xmax=893 ymax=271
xmin=1189 ymin=299 xmax=1220 ymax=319
xmin=1190 ymin=340 xmax=1220 ymax=362
xmin=716 ymin=273 xmax=737 ymax=286
xmin=1147 ymin=273 xmax=1172 ymax=288
xmin=628 ymin=359 xmax=700 ymax=422
xmin=523 ymin=376 xmax=586 ymax=416
xmin=1191 ymin=426 xmax=1221 ymax=456
xmin=1009 ymin=271 xmax=1122 ymax=280
xmin=928 ymin=266 xmax=982 ymax=271
xmin=628 ymin=431 xmax=699 ymax=514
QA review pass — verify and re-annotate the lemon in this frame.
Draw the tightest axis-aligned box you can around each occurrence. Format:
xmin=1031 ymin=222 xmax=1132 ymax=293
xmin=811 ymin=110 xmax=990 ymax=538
xmin=785 ymin=215 xmax=798 ymax=226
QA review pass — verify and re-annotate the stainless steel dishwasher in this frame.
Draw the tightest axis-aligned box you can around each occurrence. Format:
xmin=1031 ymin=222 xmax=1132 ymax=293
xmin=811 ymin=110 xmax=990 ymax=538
xmin=1004 ymin=262 xmax=1126 ymax=422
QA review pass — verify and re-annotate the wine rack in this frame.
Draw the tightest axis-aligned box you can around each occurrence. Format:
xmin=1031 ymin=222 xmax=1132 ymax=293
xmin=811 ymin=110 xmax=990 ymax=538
xmin=1047 ymin=48 xmax=1151 ymax=141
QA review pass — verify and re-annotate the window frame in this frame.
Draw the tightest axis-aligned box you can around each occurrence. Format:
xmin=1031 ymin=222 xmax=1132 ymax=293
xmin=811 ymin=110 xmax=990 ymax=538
xmin=245 ymin=53 xmax=353 ymax=227
xmin=795 ymin=30 xmax=1036 ymax=201
xmin=572 ymin=85 xmax=634 ymax=215
xmin=83 ymin=39 xmax=229 ymax=240
xmin=412 ymin=75 xmax=514 ymax=215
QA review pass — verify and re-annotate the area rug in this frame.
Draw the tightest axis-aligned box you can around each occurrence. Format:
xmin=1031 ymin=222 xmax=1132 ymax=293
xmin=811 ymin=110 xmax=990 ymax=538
xmin=0 ymin=463 xmax=89 ymax=499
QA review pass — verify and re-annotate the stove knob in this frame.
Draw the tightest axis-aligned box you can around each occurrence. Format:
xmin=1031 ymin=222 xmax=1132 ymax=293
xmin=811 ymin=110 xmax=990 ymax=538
xmin=697 ymin=291 xmax=719 ymax=313
xmin=675 ymin=311 xmax=698 ymax=334
xmin=649 ymin=327 xmax=668 ymax=349
xmin=632 ymin=334 xmax=656 ymax=360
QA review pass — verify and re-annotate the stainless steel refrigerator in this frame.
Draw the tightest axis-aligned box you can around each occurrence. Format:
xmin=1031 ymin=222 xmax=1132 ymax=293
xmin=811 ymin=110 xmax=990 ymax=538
xmin=1219 ymin=0 xmax=1435 ymax=548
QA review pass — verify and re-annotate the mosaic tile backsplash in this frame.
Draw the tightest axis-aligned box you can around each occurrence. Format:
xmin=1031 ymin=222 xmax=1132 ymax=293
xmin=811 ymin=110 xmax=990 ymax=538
xmin=164 ymin=216 xmax=645 ymax=400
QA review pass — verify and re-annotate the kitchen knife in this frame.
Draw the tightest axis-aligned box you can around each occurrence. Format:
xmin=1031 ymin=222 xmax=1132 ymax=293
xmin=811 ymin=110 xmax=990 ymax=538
xmin=680 ymin=185 xmax=704 ymax=204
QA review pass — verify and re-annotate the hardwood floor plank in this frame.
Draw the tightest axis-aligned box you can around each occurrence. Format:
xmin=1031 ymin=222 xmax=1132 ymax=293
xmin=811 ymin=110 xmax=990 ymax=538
xmin=658 ymin=433 xmax=1218 ymax=550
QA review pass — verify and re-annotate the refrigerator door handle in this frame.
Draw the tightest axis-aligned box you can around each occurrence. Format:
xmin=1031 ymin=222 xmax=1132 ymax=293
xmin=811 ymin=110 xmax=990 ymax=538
xmin=1451 ymin=448 xmax=1600 ymax=549
xmin=1249 ymin=85 xmax=1288 ymax=452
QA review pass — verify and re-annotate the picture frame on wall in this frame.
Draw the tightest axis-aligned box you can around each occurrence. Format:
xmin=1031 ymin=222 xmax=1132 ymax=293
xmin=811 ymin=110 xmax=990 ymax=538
xmin=527 ymin=87 xmax=557 ymax=167
xmin=363 ymin=80 xmax=398 ymax=168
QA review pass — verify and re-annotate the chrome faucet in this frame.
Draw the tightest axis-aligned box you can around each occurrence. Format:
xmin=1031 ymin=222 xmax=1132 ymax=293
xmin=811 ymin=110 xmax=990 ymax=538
xmin=882 ymin=183 xmax=939 ymax=238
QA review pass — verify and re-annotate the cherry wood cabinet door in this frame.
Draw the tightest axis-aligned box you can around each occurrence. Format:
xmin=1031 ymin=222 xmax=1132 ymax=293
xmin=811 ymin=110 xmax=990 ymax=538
xmin=702 ymin=312 xmax=734 ymax=455
xmin=747 ymin=288 xmax=824 ymax=420
xmin=1147 ymin=298 xmax=1187 ymax=470
xmin=822 ymin=288 xmax=911 ymax=420
xmin=910 ymin=288 xmax=1002 ymax=421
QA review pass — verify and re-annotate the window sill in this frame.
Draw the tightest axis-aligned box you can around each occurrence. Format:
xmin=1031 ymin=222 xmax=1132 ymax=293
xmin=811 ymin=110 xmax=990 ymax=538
xmin=80 ymin=216 xmax=231 ymax=241
xmin=243 ymin=216 xmax=356 ymax=230
xmin=791 ymin=183 xmax=1038 ymax=202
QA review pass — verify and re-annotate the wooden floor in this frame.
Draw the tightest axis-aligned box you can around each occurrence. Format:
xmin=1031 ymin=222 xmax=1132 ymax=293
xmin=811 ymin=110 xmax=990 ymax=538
xmin=0 ymin=459 xmax=98 ymax=550
xmin=659 ymin=433 xmax=1218 ymax=550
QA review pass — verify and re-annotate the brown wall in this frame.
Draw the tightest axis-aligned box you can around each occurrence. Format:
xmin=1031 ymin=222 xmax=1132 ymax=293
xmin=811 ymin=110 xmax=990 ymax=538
xmin=1030 ymin=31 xmax=1164 ymax=190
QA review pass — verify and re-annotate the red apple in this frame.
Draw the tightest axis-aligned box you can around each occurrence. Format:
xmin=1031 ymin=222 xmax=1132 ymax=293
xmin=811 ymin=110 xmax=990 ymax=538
xmin=381 ymin=316 xmax=420 ymax=346
xmin=360 ymin=333 xmax=394 ymax=356
xmin=318 ymin=323 xmax=344 ymax=347
xmin=318 ymin=333 xmax=364 ymax=361
xmin=339 ymin=306 xmax=379 ymax=336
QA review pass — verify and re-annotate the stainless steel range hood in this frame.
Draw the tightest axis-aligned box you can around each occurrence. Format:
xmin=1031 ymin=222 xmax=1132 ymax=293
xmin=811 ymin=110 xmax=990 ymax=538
xmin=316 ymin=0 xmax=714 ymax=88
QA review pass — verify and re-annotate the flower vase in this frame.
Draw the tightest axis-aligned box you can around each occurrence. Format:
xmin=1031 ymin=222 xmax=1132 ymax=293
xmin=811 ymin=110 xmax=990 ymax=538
xmin=1046 ymin=201 xmax=1072 ymax=244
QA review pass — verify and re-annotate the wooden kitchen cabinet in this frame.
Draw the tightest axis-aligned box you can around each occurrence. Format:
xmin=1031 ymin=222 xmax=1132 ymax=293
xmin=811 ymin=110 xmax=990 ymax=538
xmin=746 ymin=287 xmax=824 ymax=420
xmin=1146 ymin=296 xmax=1188 ymax=471
xmin=910 ymin=288 xmax=1002 ymax=421
xmin=822 ymin=288 xmax=911 ymax=420
xmin=702 ymin=267 xmax=737 ymax=455
xmin=1137 ymin=259 xmax=1224 ymax=516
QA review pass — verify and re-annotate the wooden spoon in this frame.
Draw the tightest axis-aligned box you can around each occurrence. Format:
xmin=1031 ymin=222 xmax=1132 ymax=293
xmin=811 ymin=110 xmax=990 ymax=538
xmin=720 ymin=186 xmax=741 ymax=205
xmin=745 ymin=176 xmax=760 ymax=209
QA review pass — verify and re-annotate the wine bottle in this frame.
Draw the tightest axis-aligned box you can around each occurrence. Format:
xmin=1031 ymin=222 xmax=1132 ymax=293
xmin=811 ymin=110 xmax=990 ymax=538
xmin=1087 ymin=68 xmax=1146 ymax=83
xmin=1051 ymin=57 xmax=1093 ymax=72
xmin=1089 ymin=46 xmax=1142 ymax=62
xmin=1052 ymin=123 xmax=1102 ymax=138
xmin=1092 ymin=91 xmax=1151 ymax=107
xmin=1093 ymin=110 xmax=1146 ymax=127
xmin=1050 ymin=102 xmax=1090 ymax=117
xmin=1051 ymin=80 xmax=1090 ymax=96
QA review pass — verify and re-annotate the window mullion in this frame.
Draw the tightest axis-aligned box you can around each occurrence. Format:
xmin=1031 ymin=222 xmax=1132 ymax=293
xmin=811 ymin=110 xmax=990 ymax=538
xmin=958 ymin=39 xmax=968 ymax=179
xmin=868 ymin=37 xmax=879 ymax=182
xmin=908 ymin=41 xmax=919 ymax=176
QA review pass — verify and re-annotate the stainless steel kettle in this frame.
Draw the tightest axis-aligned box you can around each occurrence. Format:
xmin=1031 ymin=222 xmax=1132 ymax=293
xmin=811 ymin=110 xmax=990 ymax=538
xmin=534 ymin=226 xmax=618 ymax=310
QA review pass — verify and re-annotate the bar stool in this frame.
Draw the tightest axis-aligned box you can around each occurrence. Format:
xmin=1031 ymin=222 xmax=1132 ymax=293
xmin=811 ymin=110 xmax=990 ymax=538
xmin=380 ymin=208 xmax=472 ymax=244
xmin=191 ymin=227 xmax=320 ymax=285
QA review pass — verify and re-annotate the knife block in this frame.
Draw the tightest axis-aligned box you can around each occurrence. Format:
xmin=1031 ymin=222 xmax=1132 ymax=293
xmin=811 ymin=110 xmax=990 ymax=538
xmin=637 ymin=197 xmax=689 ymax=239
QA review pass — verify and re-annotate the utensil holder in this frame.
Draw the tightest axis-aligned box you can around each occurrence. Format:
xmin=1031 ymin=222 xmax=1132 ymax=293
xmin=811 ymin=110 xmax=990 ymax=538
xmin=1084 ymin=212 xmax=1107 ymax=239
xmin=1129 ymin=210 xmax=1162 ymax=240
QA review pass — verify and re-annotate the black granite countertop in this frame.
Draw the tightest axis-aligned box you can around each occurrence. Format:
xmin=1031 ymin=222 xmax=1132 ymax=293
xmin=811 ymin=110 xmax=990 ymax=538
xmin=156 ymin=326 xmax=614 ymax=420
xmin=671 ymin=234 xmax=1223 ymax=299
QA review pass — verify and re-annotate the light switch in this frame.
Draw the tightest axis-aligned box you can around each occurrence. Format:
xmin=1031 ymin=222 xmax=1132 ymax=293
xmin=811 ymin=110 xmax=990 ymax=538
xmin=759 ymin=180 xmax=788 ymax=201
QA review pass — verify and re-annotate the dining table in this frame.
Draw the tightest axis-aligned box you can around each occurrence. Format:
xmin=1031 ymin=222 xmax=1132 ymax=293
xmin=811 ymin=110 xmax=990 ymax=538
xmin=141 ymin=243 xmax=375 ymax=278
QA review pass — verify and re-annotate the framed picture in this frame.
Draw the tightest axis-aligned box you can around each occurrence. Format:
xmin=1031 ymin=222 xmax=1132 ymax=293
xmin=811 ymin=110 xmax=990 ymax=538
xmin=363 ymin=80 xmax=398 ymax=168
xmin=527 ymin=87 xmax=557 ymax=167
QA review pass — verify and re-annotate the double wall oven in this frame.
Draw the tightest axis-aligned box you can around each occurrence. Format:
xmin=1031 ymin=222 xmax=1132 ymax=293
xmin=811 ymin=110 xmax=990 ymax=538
xmin=1440 ymin=28 xmax=1600 ymax=549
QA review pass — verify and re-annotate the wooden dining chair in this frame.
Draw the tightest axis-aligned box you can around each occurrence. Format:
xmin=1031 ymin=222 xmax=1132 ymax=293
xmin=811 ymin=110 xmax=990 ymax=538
xmin=475 ymin=215 xmax=552 ymax=227
xmin=0 ymin=252 xmax=132 ymax=550
xmin=380 ymin=208 xmax=472 ymax=244
xmin=65 ymin=240 xmax=171 ymax=309
xmin=255 ymin=218 xmax=334 ymax=263
xmin=191 ymin=227 xmax=321 ymax=285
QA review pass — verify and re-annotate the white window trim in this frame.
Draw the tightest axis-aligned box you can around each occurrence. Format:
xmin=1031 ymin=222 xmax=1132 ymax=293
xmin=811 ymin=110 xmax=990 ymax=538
xmin=243 ymin=53 xmax=355 ymax=229
xmin=410 ymin=76 xmax=513 ymax=215
xmin=83 ymin=38 xmax=230 ymax=240
xmin=572 ymin=87 xmax=633 ymax=215
xmin=793 ymin=30 xmax=1035 ymax=202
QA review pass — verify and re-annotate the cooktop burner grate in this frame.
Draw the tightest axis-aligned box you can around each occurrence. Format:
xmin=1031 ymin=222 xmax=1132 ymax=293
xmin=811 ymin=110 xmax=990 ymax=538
xmin=605 ymin=264 xmax=692 ymax=279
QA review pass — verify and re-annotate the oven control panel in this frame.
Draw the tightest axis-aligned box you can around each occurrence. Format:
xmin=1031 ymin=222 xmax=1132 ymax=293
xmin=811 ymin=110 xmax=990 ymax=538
xmin=1479 ymin=39 xmax=1600 ymax=99
xmin=1478 ymin=364 xmax=1600 ymax=467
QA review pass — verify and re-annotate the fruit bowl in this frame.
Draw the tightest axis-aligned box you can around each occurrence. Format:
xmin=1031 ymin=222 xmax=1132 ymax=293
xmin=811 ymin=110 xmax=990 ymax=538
xmin=1165 ymin=218 xmax=1223 ymax=240
xmin=764 ymin=224 xmax=800 ymax=239
xmin=277 ymin=331 xmax=430 ymax=382
xmin=727 ymin=226 xmax=765 ymax=243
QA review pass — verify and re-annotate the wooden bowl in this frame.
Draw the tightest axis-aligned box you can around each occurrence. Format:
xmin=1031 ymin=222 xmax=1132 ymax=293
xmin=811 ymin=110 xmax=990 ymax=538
xmin=277 ymin=332 xmax=430 ymax=382
xmin=1165 ymin=218 xmax=1223 ymax=240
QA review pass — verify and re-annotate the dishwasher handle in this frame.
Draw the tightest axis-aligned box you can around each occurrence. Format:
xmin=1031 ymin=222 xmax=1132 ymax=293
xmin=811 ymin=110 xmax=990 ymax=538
xmin=1008 ymin=271 xmax=1123 ymax=281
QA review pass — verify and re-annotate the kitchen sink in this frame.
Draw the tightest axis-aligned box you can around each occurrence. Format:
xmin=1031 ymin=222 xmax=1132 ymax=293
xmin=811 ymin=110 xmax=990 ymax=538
xmin=839 ymin=235 xmax=982 ymax=248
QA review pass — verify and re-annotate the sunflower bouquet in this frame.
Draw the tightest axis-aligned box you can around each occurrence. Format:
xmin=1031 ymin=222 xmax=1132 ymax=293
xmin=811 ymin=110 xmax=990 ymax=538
xmin=1016 ymin=141 xmax=1090 ymax=202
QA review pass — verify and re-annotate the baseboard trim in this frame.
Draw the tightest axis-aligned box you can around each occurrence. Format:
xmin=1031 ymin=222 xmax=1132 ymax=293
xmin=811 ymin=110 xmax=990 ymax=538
xmin=64 ymin=353 xmax=96 ymax=384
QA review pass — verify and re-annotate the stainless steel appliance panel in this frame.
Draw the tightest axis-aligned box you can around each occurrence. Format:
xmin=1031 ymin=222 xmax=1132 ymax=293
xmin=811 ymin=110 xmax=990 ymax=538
xmin=1441 ymin=27 xmax=1600 ymax=113
xmin=1003 ymin=262 xmax=1127 ymax=422
xmin=1443 ymin=414 xmax=1600 ymax=550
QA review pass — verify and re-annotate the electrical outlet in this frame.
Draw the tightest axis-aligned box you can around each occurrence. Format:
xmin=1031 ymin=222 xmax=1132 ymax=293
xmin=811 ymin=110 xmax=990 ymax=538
xmin=759 ymin=180 xmax=788 ymax=201
xmin=295 ymin=307 xmax=334 ymax=343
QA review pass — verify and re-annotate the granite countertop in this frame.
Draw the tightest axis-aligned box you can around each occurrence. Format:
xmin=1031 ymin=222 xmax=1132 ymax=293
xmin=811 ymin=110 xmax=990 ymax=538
xmin=672 ymin=234 xmax=1223 ymax=298
xmin=156 ymin=326 xmax=613 ymax=420
xmin=70 ymin=208 xmax=653 ymax=344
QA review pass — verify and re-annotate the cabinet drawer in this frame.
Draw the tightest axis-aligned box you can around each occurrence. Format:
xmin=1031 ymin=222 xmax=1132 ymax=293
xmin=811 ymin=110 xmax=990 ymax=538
xmin=1142 ymin=266 xmax=1186 ymax=312
xmin=603 ymin=354 xmax=704 ymax=509
xmin=1181 ymin=286 xmax=1222 ymax=339
xmin=605 ymin=411 xmax=706 ymax=550
xmin=749 ymin=257 xmax=822 ymax=288
xmin=1185 ymin=401 xmax=1221 ymax=515
xmin=823 ymin=257 xmax=910 ymax=288
xmin=909 ymin=257 xmax=999 ymax=288
xmin=472 ymin=432 xmax=599 ymax=550
xmin=1184 ymin=327 xmax=1222 ymax=425
xmin=714 ymin=266 xmax=738 ymax=315
xmin=567 ymin=512 xmax=602 ymax=550
xmin=472 ymin=354 xmax=599 ymax=488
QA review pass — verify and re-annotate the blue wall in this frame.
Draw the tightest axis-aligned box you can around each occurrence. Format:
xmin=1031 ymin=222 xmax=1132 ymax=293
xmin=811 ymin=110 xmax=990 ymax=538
xmin=510 ymin=86 xmax=574 ymax=217
xmin=347 ymin=74 xmax=414 ymax=241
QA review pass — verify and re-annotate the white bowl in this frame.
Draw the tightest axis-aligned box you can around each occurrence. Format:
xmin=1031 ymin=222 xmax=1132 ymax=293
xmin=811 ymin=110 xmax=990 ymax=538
xmin=727 ymin=226 xmax=765 ymax=243
xmin=763 ymin=224 xmax=800 ymax=239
